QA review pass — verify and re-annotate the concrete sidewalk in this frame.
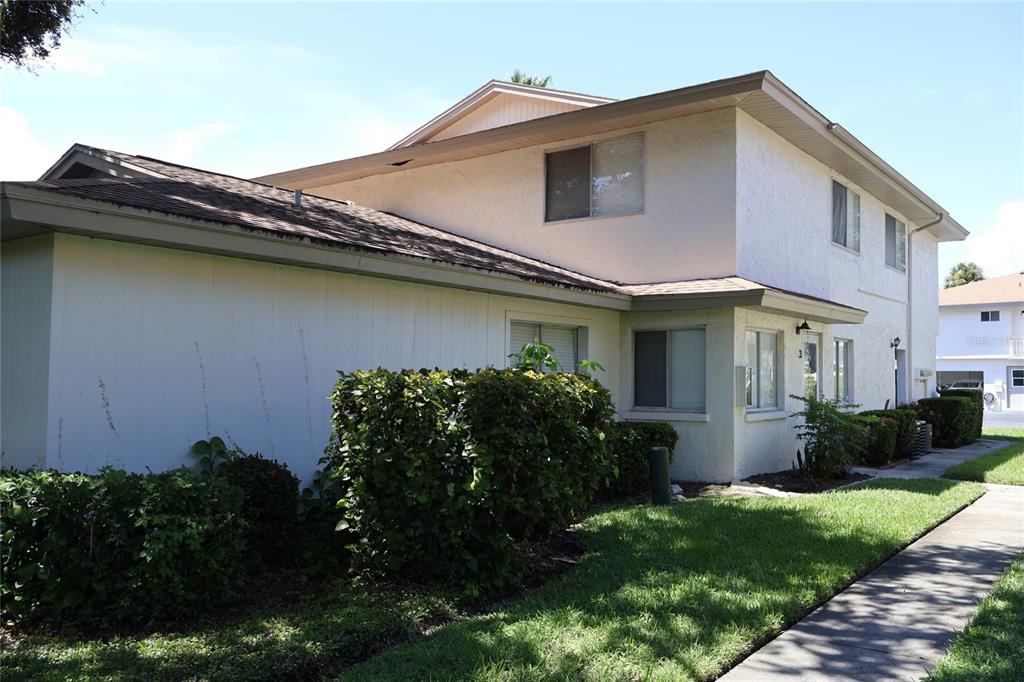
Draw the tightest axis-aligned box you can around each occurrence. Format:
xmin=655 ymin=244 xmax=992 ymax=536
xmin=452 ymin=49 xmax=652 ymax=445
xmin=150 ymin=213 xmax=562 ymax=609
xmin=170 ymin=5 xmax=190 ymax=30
xmin=852 ymin=438 xmax=1012 ymax=480
xmin=719 ymin=483 xmax=1024 ymax=681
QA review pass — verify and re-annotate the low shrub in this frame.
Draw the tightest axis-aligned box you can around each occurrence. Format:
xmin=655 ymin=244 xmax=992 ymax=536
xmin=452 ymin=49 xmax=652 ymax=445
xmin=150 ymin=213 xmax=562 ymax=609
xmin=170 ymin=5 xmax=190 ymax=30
xmin=856 ymin=413 xmax=899 ymax=466
xmin=604 ymin=421 xmax=679 ymax=498
xmin=0 ymin=467 xmax=248 ymax=627
xmin=914 ymin=397 xmax=976 ymax=448
xmin=860 ymin=408 xmax=918 ymax=461
xmin=326 ymin=367 xmax=615 ymax=594
xmin=791 ymin=394 xmax=869 ymax=478
xmin=937 ymin=388 xmax=983 ymax=443
xmin=218 ymin=454 xmax=300 ymax=568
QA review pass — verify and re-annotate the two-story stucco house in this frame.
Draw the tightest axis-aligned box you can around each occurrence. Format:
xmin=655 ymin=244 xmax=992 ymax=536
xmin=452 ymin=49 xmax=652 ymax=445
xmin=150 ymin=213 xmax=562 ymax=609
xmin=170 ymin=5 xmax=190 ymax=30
xmin=936 ymin=272 xmax=1024 ymax=410
xmin=0 ymin=71 xmax=967 ymax=482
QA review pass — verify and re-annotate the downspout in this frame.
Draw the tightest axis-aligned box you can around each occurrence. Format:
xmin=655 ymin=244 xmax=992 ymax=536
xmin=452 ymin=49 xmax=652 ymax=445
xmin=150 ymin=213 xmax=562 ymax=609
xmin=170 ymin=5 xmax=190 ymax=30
xmin=908 ymin=213 xmax=944 ymax=401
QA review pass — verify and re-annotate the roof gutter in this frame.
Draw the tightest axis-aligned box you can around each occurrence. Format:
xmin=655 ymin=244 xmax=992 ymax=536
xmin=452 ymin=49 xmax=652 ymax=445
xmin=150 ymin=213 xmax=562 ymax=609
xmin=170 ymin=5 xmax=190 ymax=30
xmin=906 ymin=212 xmax=945 ymax=400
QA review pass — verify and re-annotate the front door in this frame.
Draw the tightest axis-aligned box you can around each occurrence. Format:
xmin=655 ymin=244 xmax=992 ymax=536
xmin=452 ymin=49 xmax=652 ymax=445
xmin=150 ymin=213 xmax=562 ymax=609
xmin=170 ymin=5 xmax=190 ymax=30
xmin=1009 ymin=367 xmax=1024 ymax=410
xmin=802 ymin=332 xmax=822 ymax=399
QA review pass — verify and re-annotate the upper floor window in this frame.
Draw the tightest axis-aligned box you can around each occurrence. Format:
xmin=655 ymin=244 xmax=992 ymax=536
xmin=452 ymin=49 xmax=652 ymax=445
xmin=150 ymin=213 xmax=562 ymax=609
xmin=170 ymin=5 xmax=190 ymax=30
xmin=545 ymin=134 xmax=644 ymax=222
xmin=980 ymin=310 xmax=1001 ymax=322
xmin=633 ymin=328 xmax=706 ymax=411
xmin=885 ymin=214 xmax=907 ymax=271
xmin=510 ymin=321 xmax=579 ymax=371
xmin=831 ymin=180 xmax=861 ymax=252
xmin=745 ymin=330 xmax=779 ymax=410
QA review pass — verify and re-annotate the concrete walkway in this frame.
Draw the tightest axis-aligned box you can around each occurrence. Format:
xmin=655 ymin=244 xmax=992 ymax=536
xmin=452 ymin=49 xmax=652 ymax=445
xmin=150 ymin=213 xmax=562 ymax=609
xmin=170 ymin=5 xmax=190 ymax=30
xmin=851 ymin=438 xmax=1012 ymax=480
xmin=721 ymin=445 xmax=1024 ymax=681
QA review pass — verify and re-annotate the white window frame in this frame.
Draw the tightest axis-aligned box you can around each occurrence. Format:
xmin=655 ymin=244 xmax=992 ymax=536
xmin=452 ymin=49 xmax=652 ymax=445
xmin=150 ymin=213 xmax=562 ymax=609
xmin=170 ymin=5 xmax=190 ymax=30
xmin=830 ymin=179 xmax=861 ymax=254
xmin=631 ymin=326 xmax=708 ymax=413
xmin=509 ymin=320 xmax=582 ymax=372
xmin=1011 ymin=369 xmax=1024 ymax=387
xmin=543 ymin=133 xmax=645 ymax=223
xmin=834 ymin=338 xmax=854 ymax=403
xmin=885 ymin=213 xmax=907 ymax=272
xmin=745 ymin=329 xmax=781 ymax=411
xmin=980 ymin=310 xmax=1001 ymax=322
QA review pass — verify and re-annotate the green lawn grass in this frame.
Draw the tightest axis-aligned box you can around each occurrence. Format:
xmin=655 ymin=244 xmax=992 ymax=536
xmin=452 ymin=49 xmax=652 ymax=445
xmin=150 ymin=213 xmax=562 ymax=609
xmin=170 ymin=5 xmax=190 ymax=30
xmin=944 ymin=439 xmax=1024 ymax=486
xmin=339 ymin=478 xmax=983 ymax=682
xmin=927 ymin=553 xmax=1024 ymax=682
xmin=2 ymin=478 xmax=984 ymax=682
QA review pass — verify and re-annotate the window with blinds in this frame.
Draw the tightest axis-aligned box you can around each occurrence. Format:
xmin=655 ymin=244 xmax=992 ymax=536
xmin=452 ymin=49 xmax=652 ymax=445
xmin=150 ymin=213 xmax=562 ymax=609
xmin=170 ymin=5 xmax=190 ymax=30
xmin=509 ymin=322 xmax=579 ymax=372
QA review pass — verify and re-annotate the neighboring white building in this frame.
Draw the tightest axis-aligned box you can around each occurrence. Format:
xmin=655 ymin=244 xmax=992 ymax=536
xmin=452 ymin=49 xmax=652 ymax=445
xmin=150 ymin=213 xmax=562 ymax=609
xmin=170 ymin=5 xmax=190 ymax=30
xmin=936 ymin=272 xmax=1024 ymax=410
xmin=1 ymin=71 xmax=967 ymax=482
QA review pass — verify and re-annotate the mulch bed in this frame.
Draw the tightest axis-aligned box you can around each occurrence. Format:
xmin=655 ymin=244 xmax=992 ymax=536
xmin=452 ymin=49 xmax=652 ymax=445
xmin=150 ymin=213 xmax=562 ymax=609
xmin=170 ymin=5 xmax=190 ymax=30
xmin=744 ymin=469 xmax=871 ymax=494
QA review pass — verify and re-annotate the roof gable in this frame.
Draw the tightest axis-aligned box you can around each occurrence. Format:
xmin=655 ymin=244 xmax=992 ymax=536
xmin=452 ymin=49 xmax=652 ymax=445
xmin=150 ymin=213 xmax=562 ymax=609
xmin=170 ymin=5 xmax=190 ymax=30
xmin=388 ymin=80 xmax=614 ymax=150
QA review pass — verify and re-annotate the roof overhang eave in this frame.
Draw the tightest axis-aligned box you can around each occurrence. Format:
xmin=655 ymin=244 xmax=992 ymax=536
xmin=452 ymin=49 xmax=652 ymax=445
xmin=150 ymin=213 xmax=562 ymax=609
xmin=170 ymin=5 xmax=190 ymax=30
xmin=630 ymin=287 xmax=866 ymax=324
xmin=0 ymin=184 xmax=632 ymax=312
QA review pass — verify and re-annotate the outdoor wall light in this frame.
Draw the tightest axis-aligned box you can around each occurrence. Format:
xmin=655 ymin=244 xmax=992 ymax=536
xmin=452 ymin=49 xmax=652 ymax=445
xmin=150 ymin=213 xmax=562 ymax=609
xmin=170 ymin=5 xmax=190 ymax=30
xmin=795 ymin=320 xmax=811 ymax=335
xmin=891 ymin=337 xmax=901 ymax=348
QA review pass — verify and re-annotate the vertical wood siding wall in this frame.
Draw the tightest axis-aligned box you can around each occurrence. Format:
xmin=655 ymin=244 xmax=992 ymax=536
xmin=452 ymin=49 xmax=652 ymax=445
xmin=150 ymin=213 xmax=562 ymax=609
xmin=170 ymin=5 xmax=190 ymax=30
xmin=40 ymin=234 xmax=620 ymax=481
xmin=428 ymin=93 xmax=582 ymax=142
xmin=1 ymin=234 xmax=54 ymax=469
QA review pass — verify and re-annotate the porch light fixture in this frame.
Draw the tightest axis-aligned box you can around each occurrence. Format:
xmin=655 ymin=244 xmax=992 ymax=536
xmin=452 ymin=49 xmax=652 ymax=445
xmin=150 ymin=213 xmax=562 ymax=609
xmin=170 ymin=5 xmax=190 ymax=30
xmin=891 ymin=337 xmax=901 ymax=348
xmin=795 ymin=320 xmax=811 ymax=335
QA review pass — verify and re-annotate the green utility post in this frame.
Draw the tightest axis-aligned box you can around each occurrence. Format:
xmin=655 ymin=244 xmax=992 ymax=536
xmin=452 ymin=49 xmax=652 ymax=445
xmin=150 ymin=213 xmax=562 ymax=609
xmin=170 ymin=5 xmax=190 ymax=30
xmin=648 ymin=446 xmax=671 ymax=506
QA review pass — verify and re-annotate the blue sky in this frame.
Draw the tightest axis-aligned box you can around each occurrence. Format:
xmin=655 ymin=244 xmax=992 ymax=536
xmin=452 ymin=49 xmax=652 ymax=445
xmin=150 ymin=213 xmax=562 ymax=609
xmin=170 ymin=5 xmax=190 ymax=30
xmin=2 ymin=1 xmax=1021 ymax=279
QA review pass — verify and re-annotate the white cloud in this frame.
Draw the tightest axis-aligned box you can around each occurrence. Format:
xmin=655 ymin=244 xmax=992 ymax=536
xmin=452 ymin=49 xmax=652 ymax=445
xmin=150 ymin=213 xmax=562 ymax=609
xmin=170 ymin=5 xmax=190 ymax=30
xmin=0 ymin=107 xmax=57 ymax=180
xmin=158 ymin=122 xmax=235 ymax=164
xmin=962 ymin=201 xmax=1024 ymax=277
xmin=942 ymin=201 xmax=1024 ymax=281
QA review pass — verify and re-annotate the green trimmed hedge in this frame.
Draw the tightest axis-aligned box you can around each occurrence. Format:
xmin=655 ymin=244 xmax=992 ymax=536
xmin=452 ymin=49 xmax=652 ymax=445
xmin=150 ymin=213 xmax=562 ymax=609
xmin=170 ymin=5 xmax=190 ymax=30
xmin=604 ymin=421 xmax=679 ymax=498
xmin=326 ymin=368 xmax=615 ymax=594
xmin=937 ymin=388 xmax=983 ymax=442
xmin=860 ymin=408 xmax=918 ymax=461
xmin=0 ymin=467 xmax=248 ymax=627
xmin=914 ymin=396 xmax=976 ymax=447
xmin=856 ymin=413 xmax=900 ymax=466
xmin=218 ymin=454 xmax=300 ymax=568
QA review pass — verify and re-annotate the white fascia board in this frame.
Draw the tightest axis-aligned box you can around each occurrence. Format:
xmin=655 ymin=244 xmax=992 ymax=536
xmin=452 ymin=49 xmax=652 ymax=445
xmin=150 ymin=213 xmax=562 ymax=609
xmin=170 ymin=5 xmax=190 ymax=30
xmin=39 ymin=144 xmax=165 ymax=181
xmin=1 ymin=186 xmax=631 ymax=312
xmin=755 ymin=290 xmax=868 ymax=324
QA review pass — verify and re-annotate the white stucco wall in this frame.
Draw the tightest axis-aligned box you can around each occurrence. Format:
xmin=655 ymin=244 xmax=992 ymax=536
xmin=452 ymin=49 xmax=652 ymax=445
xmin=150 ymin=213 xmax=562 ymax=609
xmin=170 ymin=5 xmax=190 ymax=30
xmin=618 ymin=307 xmax=736 ymax=482
xmin=34 ymin=234 xmax=621 ymax=482
xmin=1 ymin=234 xmax=55 ymax=469
xmin=312 ymin=109 xmax=739 ymax=284
xmin=735 ymin=109 xmax=941 ymax=411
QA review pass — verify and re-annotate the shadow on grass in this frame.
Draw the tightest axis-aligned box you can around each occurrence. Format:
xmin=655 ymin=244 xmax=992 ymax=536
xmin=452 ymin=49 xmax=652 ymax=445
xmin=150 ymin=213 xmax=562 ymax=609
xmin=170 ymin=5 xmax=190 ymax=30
xmin=2 ymin=587 xmax=454 ymax=682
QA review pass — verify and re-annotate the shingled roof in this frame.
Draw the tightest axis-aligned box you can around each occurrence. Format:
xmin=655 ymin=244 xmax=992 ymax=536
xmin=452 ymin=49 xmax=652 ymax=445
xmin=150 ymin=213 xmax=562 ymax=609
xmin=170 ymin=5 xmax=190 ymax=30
xmin=939 ymin=272 xmax=1024 ymax=306
xmin=11 ymin=149 xmax=616 ymax=293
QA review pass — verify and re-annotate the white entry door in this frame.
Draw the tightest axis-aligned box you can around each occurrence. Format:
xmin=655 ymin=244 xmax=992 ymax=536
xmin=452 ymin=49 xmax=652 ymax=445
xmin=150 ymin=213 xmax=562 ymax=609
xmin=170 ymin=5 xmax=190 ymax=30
xmin=1009 ymin=367 xmax=1024 ymax=410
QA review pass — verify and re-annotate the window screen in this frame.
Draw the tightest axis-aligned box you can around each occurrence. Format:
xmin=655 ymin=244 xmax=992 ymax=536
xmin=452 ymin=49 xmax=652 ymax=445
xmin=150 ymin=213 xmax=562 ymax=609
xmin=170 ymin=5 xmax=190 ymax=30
xmin=546 ymin=134 xmax=643 ymax=221
xmin=544 ymin=146 xmax=590 ymax=221
xmin=634 ymin=331 xmax=667 ymax=407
